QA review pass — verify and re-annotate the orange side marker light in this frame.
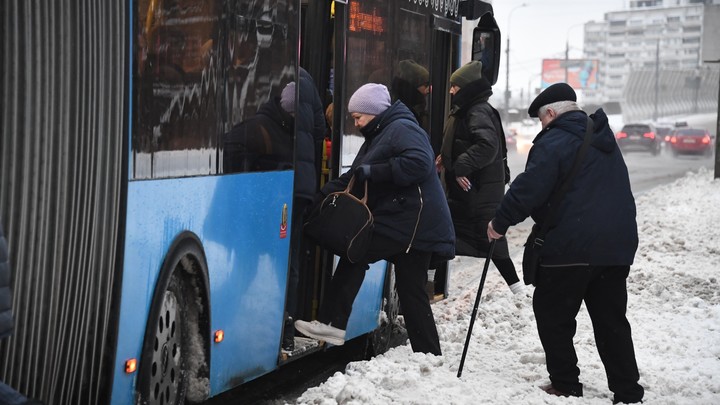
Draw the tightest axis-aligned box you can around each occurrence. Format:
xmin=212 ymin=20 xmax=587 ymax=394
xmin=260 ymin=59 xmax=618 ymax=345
xmin=214 ymin=330 xmax=224 ymax=343
xmin=125 ymin=358 xmax=137 ymax=374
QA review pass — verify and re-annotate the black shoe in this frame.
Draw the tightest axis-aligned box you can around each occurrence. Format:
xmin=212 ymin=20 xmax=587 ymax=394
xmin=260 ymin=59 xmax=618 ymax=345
xmin=282 ymin=317 xmax=295 ymax=351
xmin=540 ymin=384 xmax=582 ymax=398
xmin=540 ymin=384 xmax=570 ymax=397
xmin=613 ymin=396 xmax=643 ymax=404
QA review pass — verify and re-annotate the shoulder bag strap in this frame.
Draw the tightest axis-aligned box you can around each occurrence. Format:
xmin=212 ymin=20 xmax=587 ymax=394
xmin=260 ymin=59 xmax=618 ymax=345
xmin=534 ymin=116 xmax=594 ymax=247
xmin=343 ymin=175 xmax=369 ymax=204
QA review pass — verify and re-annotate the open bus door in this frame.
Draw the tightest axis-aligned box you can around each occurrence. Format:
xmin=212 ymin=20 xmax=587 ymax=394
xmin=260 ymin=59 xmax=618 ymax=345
xmin=429 ymin=1 xmax=501 ymax=300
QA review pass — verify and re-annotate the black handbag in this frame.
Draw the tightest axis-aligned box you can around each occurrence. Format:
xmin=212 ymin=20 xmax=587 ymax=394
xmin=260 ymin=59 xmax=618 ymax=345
xmin=522 ymin=117 xmax=594 ymax=285
xmin=304 ymin=176 xmax=374 ymax=263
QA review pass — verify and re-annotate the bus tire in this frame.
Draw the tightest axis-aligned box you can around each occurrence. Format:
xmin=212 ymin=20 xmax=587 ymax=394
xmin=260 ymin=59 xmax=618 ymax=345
xmin=147 ymin=275 xmax=187 ymax=405
xmin=137 ymin=238 xmax=211 ymax=405
xmin=365 ymin=264 xmax=404 ymax=357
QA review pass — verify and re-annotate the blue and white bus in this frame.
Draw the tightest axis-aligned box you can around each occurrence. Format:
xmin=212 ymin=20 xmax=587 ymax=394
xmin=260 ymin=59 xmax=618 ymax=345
xmin=0 ymin=1 xmax=500 ymax=404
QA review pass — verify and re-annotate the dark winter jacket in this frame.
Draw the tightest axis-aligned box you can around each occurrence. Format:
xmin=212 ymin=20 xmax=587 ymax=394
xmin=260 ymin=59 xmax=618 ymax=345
xmin=492 ymin=109 xmax=638 ymax=266
xmin=223 ymin=97 xmax=294 ymax=173
xmin=1 ymin=222 xmax=13 ymax=339
xmin=294 ymin=68 xmax=327 ymax=202
xmin=321 ymin=101 xmax=455 ymax=260
xmin=443 ymin=79 xmax=510 ymax=258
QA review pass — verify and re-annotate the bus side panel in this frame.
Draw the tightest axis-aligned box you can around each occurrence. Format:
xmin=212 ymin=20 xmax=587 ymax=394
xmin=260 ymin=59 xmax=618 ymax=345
xmin=111 ymin=172 xmax=293 ymax=403
xmin=345 ymin=261 xmax=386 ymax=341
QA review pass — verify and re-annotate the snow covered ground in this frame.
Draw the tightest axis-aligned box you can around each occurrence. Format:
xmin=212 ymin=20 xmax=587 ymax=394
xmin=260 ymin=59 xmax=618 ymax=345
xmin=296 ymin=168 xmax=720 ymax=405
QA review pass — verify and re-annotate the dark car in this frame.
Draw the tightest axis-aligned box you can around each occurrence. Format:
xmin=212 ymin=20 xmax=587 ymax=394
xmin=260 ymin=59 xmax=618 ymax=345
xmin=615 ymin=123 xmax=662 ymax=155
xmin=667 ymin=128 xmax=714 ymax=157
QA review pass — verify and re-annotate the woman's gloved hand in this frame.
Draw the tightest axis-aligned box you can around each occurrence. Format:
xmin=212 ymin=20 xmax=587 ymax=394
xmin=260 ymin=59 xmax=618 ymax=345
xmin=354 ymin=164 xmax=372 ymax=182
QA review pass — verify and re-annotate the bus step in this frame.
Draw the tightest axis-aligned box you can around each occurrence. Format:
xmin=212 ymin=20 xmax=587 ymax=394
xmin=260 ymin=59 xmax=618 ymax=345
xmin=279 ymin=337 xmax=325 ymax=364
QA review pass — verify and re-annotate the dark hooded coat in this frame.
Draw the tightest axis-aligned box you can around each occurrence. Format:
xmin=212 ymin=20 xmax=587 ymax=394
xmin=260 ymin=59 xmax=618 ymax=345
xmin=390 ymin=77 xmax=429 ymax=131
xmin=442 ymin=78 xmax=511 ymax=258
xmin=320 ymin=101 xmax=455 ymax=261
xmin=223 ymin=97 xmax=294 ymax=173
xmin=492 ymin=109 xmax=638 ymax=266
xmin=1 ymin=222 xmax=13 ymax=339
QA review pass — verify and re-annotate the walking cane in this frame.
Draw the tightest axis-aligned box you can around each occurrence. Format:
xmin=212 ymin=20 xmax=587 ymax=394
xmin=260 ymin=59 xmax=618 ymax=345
xmin=457 ymin=239 xmax=496 ymax=378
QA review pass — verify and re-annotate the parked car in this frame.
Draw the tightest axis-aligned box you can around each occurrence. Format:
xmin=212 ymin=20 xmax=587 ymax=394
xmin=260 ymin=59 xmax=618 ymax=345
xmin=615 ymin=123 xmax=662 ymax=155
xmin=667 ymin=128 xmax=714 ymax=157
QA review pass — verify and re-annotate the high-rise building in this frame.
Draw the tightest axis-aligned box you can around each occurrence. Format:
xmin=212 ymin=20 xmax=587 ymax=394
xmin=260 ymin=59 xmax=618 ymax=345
xmin=583 ymin=1 xmax=719 ymax=121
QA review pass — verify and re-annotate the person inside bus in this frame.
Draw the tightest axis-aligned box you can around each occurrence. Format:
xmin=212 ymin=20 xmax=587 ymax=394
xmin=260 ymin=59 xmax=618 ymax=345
xmin=1 ymin=222 xmax=44 ymax=405
xmin=222 ymin=84 xmax=295 ymax=173
xmin=390 ymin=59 xmax=431 ymax=131
xmin=294 ymin=83 xmax=455 ymax=355
xmin=436 ymin=60 xmax=523 ymax=295
xmin=282 ymin=67 xmax=327 ymax=353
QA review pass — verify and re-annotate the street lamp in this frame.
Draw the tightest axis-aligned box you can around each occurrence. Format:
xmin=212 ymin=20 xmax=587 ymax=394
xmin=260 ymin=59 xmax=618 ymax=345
xmin=565 ymin=23 xmax=585 ymax=83
xmin=505 ymin=3 xmax=528 ymax=123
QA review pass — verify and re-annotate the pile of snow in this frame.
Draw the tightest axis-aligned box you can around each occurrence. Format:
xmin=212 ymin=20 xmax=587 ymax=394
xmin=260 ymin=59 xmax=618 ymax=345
xmin=297 ymin=168 xmax=720 ymax=405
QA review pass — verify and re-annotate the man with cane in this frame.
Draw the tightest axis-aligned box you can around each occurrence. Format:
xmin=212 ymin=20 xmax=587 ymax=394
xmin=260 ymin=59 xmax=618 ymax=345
xmin=486 ymin=83 xmax=644 ymax=404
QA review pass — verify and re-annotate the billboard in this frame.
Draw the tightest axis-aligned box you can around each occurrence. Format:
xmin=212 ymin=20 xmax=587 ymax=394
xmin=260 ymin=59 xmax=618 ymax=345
xmin=541 ymin=59 xmax=599 ymax=90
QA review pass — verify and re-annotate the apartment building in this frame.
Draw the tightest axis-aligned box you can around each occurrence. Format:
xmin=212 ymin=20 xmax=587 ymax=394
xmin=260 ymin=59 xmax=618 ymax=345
xmin=583 ymin=0 xmax=719 ymax=121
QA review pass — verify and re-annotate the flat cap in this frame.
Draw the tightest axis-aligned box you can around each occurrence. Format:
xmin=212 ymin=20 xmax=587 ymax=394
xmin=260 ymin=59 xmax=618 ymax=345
xmin=528 ymin=82 xmax=576 ymax=117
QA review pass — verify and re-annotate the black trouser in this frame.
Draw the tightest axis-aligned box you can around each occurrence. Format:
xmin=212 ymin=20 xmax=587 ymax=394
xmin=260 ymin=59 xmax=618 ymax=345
xmin=533 ymin=265 xmax=644 ymax=403
xmin=318 ymin=233 xmax=442 ymax=355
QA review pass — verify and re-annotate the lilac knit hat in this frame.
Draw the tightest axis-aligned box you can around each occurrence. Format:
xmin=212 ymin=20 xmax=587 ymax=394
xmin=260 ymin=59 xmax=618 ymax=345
xmin=280 ymin=82 xmax=295 ymax=113
xmin=348 ymin=83 xmax=391 ymax=115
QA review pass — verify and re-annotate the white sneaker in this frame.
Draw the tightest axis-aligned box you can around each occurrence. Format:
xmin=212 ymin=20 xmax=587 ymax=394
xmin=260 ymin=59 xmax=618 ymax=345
xmin=509 ymin=281 xmax=525 ymax=295
xmin=294 ymin=320 xmax=345 ymax=346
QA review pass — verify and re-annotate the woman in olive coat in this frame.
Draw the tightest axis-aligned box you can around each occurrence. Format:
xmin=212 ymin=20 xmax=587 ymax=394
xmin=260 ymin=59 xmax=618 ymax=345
xmin=438 ymin=61 xmax=523 ymax=294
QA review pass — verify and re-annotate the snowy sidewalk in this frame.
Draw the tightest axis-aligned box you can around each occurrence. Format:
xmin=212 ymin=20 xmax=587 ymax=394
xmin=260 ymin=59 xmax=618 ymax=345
xmin=296 ymin=168 xmax=720 ymax=405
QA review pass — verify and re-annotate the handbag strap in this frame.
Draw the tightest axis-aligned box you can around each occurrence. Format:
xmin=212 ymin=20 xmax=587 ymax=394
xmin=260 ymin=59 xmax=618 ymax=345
xmin=344 ymin=175 xmax=369 ymax=204
xmin=534 ymin=116 xmax=594 ymax=247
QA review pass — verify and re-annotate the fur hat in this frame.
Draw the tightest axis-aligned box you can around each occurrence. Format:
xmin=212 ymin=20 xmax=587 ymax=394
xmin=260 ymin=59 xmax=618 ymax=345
xmin=450 ymin=61 xmax=483 ymax=88
xmin=397 ymin=59 xmax=430 ymax=87
xmin=280 ymin=82 xmax=295 ymax=113
xmin=527 ymin=82 xmax=576 ymax=117
xmin=348 ymin=83 xmax=391 ymax=116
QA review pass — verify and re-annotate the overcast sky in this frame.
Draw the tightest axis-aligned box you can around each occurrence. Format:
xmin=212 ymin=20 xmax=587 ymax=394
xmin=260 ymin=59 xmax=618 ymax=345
xmin=487 ymin=0 xmax=627 ymax=105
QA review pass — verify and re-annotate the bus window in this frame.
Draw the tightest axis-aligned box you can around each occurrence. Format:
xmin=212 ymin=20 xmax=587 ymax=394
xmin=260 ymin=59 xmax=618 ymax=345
xmin=134 ymin=0 xmax=221 ymax=179
xmin=341 ymin=0 xmax=433 ymax=169
xmin=221 ymin=12 xmax=296 ymax=174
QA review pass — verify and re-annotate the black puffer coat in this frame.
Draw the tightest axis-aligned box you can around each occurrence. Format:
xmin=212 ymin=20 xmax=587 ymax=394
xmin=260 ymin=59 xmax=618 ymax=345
xmin=321 ymin=101 xmax=455 ymax=260
xmin=443 ymin=79 xmax=510 ymax=258
xmin=294 ymin=68 xmax=327 ymax=202
xmin=492 ymin=109 xmax=638 ymax=266
xmin=1 ymin=222 xmax=13 ymax=339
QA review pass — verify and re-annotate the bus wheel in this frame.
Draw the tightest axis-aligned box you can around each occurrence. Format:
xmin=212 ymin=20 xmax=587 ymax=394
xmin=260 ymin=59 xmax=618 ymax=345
xmin=366 ymin=264 xmax=404 ymax=357
xmin=144 ymin=275 xmax=187 ymax=405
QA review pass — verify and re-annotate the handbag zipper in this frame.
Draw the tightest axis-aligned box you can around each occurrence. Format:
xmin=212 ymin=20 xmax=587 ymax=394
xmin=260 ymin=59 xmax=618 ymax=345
xmin=406 ymin=184 xmax=423 ymax=253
